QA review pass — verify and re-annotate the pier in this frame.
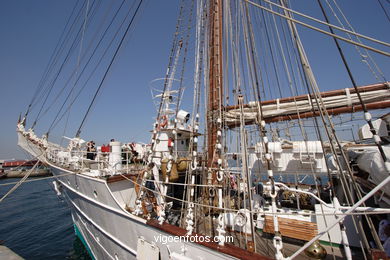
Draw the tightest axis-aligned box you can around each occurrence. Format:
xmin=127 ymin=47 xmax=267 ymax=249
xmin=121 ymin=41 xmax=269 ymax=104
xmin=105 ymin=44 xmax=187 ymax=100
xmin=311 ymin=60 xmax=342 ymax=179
xmin=0 ymin=245 xmax=24 ymax=260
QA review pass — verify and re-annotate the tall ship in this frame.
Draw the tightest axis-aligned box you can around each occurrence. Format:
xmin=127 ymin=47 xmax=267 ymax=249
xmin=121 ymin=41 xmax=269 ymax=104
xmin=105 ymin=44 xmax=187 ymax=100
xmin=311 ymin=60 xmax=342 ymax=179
xmin=16 ymin=0 xmax=390 ymax=259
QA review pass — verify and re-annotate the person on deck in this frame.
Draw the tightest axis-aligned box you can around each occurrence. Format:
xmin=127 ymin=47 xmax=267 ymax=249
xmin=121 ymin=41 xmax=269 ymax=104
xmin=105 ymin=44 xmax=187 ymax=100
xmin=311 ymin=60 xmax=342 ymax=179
xmin=109 ymin=139 xmax=115 ymax=152
xmin=86 ymin=141 xmax=96 ymax=160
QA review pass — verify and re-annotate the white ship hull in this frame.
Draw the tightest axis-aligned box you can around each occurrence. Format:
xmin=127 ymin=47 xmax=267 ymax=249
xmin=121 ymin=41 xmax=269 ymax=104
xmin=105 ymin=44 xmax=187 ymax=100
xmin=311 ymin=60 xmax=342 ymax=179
xmin=17 ymin=132 xmax=259 ymax=260
xmin=53 ymin=167 xmax=236 ymax=260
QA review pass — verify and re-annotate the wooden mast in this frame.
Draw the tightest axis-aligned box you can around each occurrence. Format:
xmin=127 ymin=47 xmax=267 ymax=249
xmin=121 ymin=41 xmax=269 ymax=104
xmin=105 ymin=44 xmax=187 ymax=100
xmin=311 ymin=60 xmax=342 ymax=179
xmin=207 ymin=0 xmax=223 ymax=167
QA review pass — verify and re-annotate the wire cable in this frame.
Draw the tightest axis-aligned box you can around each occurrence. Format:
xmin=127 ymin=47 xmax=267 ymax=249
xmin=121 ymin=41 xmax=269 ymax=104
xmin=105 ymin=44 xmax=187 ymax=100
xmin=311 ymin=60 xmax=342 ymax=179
xmin=244 ymin=0 xmax=390 ymax=57
xmin=377 ymin=0 xmax=390 ymax=23
xmin=75 ymin=0 xmax=145 ymax=137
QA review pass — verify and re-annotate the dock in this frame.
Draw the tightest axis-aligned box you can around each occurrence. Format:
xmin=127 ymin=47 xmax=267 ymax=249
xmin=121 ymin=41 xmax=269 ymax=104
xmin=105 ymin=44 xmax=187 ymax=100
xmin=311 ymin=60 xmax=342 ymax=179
xmin=0 ymin=245 xmax=24 ymax=260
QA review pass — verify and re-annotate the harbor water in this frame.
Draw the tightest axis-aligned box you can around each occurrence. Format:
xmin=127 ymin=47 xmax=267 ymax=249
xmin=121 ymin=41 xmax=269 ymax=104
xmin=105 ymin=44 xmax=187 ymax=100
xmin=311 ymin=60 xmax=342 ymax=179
xmin=0 ymin=177 xmax=90 ymax=259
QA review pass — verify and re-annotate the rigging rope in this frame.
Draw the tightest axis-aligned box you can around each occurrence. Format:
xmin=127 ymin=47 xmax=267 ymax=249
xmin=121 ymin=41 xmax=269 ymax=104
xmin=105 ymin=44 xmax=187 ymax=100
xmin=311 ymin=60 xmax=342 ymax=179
xmin=47 ymin=0 xmax=129 ymax=134
xmin=0 ymin=172 xmax=76 ymax=187
xmin=0 ymin=161 xmax=39 ymax=203
xmin=326 ymin=0 xmax=386 ymax=82
xmin=62 ymin=0 xmax=91 ymax=141
xmin=262 ymin=2 xmax=338 ymax=252
xmin=175 ymin=0 xmax=195 ymax=115
xmin=2 ymin=171 xmax=389 ymax=217
xmin=75 ymin=0 xmax=145 ymax=137
xmin=242 ymin=2 xmax=283 ymax=255
xmin=114 ymin=172 xmax=390 ymax=216
xmin=377 ymin=0 xmax=390 ymax=23
xmin=244 ymin=0 xmax=390 ymax=57
xmin=317 ymin=0 xmax=387 ymax=251
xmin=25 ymin=0 xmax=82 ymax=118
xmin=37 ymin=1 xmax=115 ymax=131
xmin=278 ymin=1 xmax=372 ymax=255
xmin=258 ymin=0 xmax=390 ymax=48
xmin=31 ymin=0 xmax=100 ymax=129
xmin=318 ymin=0 xmax=389 ymax=173
xmin=289 ymin=175 xmax=390 ymax=259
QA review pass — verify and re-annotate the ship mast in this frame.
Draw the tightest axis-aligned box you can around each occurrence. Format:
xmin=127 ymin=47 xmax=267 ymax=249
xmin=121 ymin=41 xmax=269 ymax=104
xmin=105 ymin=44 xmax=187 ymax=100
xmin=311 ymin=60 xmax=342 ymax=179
xmin=207 ymin=0 xmax=223 ymax=167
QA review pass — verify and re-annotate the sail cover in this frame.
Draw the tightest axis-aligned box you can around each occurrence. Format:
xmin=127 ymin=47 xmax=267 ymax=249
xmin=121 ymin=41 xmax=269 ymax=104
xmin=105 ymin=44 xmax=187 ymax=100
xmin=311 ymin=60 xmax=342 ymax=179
xmin=225 ymin=83 xmax=390 ymax=127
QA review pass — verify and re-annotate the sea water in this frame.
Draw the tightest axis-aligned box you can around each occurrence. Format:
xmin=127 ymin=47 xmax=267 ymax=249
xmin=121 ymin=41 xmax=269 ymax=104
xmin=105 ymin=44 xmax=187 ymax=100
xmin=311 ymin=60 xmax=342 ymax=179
xmin=0 ymin=177 xmax=90 ymax=259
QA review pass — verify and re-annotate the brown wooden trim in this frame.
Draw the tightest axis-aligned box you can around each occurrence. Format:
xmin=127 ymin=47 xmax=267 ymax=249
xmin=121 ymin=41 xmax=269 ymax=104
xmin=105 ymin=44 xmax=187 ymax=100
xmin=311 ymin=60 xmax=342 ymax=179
xmin=146 ymin=219 xmax=271 ymax=259
xmin=263 ymin=216 xmax=317 ymax=241
xmin=106 ymin=173 xmax=140 ymax=183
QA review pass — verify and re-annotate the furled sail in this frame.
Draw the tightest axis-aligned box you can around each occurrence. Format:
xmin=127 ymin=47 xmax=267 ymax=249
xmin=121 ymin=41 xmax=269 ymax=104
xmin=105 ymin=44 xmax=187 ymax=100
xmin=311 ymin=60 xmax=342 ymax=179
xmin=225 ymin=83 xmax=390 ymax=127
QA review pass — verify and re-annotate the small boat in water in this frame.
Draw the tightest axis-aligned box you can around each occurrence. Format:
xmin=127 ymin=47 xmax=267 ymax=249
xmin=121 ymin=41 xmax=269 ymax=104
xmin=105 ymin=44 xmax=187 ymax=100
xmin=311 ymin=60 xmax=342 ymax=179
xmin=2 ymin=160 xmax=51 ymax=178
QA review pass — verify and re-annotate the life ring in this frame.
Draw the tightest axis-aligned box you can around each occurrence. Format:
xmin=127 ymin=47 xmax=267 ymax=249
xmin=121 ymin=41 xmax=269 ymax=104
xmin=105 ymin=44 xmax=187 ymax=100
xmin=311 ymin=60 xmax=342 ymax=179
xmin=157 ymin=115 xmax=168 ymax=130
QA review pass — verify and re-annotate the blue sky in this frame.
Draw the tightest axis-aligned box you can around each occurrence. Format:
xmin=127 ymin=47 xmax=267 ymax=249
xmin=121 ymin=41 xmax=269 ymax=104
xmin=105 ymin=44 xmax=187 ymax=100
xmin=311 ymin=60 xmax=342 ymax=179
xmin=0 ymin=0 xmax=389 ymax=159
xmin=0 ymin=0 xmax=180 ymax=159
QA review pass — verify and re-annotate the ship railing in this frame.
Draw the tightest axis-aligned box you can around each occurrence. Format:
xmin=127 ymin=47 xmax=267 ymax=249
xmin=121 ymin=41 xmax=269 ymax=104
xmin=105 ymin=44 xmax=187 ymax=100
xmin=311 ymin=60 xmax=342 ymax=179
xmin=47 ymin=148 xmax=146 ymax=175
xmin=46 ymin=146 xmax=196 ymax=175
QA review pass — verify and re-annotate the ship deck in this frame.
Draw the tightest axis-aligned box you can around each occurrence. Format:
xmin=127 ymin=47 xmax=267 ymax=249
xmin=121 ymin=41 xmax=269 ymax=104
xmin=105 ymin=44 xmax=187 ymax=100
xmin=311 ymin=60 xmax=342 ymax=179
xmin=195 ymin=215 xmax=360 ymax=259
